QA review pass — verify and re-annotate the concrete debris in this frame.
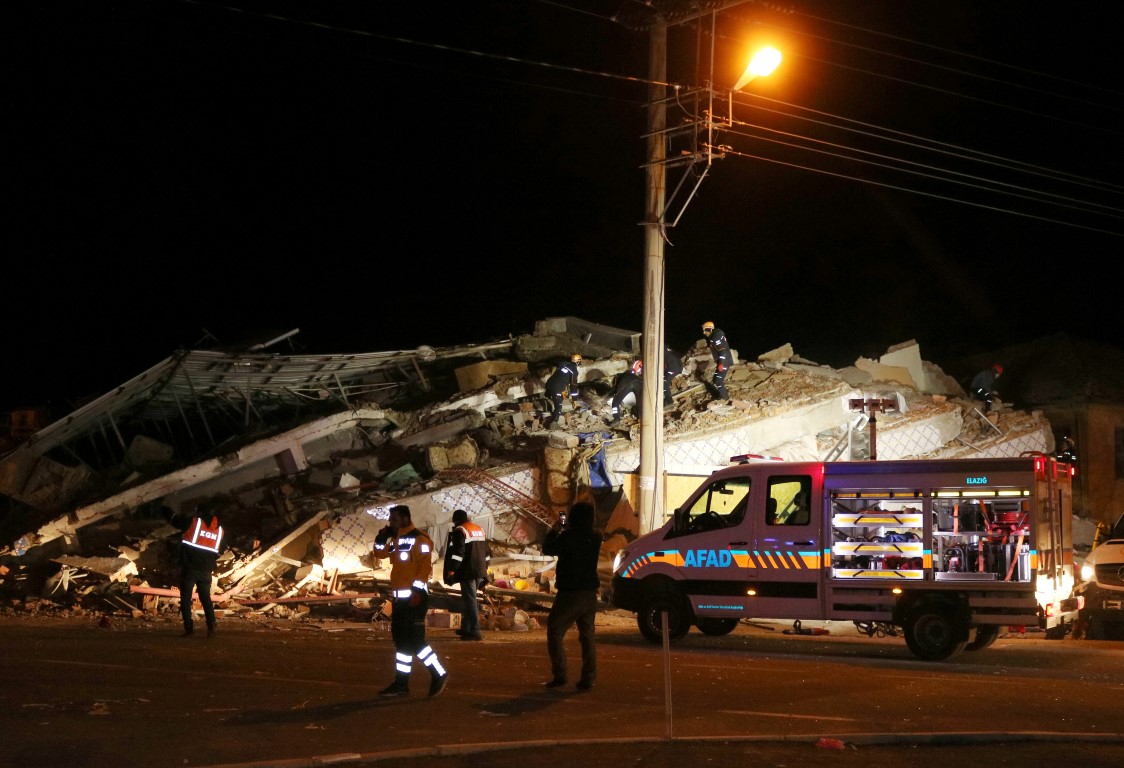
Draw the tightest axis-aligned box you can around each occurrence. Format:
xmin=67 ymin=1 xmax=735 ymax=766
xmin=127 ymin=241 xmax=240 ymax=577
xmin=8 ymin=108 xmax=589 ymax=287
xmin=0 ymin=322 xmax=1086 ymax=631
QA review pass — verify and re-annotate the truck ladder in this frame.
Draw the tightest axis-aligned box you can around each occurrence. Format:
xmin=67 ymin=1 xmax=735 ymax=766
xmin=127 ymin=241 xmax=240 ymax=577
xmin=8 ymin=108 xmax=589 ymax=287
xmin=435 ymin=467 xmax=557 ymax=528
xmin=823 ymin=413 xmax=868 ymax=462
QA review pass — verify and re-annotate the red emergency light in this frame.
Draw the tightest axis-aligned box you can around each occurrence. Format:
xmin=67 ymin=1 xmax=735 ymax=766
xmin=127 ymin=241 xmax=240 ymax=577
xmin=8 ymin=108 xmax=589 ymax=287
xmin=729 ymin=453 xmax=785 ymax=464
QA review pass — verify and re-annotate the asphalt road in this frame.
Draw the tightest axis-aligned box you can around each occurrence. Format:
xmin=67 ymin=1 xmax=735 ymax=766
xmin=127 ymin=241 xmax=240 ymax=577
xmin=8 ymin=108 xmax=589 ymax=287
xmin=2 ymin=609 xmax=1123 ymax=768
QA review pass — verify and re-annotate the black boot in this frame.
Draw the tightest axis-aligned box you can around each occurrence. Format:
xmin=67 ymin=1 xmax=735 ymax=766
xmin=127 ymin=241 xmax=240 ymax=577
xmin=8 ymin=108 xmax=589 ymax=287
xmin=429 ymin=670 xmax=448 ymax=698
xmin=379 ymin=674 xmax=410 ymax=697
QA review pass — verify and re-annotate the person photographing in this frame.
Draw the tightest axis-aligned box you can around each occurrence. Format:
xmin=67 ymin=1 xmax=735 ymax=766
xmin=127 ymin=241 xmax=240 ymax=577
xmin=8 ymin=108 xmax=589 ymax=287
xmin=542 ymin=501 xmax=603 ymax=691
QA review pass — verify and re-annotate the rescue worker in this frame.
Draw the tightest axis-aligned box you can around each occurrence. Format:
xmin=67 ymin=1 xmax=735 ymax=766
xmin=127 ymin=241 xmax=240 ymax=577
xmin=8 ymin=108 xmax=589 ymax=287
xmin=1056 ymin=435 xmax=1077 ymax=464
xmin=178 ymin=503 xmax=224 ymax=638
xmin=608 ymin=360 xmax=643 ymax=424
xmin=544 ymin=354 xmax=582 ymax=427
xmin=970 ymin=363 xmax=1003 ymax=412
xmin=443 ymin=509 xmax=491 ymax=642
xmin=663 ymin=346 xmax=684 ymax=407
xmin=701 ymin=321 xmax=732 ymax=400
xmin=373 ymin=504 xmax=448 ymax=698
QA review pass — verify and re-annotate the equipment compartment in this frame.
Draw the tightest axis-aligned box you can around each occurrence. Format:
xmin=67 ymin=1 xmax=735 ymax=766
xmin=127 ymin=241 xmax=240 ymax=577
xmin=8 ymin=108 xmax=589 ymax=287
xmin=830 ymin=490 xmax=925 ymax=580
xmin=931 ymin=493 xmax=1031 ymax=583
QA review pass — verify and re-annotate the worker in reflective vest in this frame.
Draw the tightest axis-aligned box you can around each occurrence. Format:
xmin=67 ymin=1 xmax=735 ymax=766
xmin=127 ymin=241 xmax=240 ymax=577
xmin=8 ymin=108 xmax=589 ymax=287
xmin=443 ymin=509 xmax=491 ymax=641
xmin=702 ymin=321 xmax=732 ymax=400
xmin=178 ymin=508 xmax=224 ymax=638
xmin=372 ymin=504 xmax=448 ymax=698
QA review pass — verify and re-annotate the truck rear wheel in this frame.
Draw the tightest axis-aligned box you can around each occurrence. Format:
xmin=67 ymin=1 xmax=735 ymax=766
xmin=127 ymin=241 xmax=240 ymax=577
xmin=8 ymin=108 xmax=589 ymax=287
xmin=1044 ymin=623 xmax=1069 ymax=640
xmin=965 ymin=624 xmax=999 ymax=651
xmin=638 ymin=594 xmax=691 ymax=643
xmin=695 ymin=617 xmax=739 ymax=636
xmin=904 ymin=607 xmax=967 ymax=661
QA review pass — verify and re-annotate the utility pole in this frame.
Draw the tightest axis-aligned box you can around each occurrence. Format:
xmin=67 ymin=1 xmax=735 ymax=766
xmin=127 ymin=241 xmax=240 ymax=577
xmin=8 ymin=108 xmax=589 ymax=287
xmin=639 ymin=16 xmax=668 ymax=534
xmin=635 ymin=1 xmax=763 ymax=533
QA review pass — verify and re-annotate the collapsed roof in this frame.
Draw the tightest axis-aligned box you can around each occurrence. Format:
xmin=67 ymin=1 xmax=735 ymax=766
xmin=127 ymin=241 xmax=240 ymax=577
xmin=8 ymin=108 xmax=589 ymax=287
xmin=0 ymin=317 xmax=1055 ymax=620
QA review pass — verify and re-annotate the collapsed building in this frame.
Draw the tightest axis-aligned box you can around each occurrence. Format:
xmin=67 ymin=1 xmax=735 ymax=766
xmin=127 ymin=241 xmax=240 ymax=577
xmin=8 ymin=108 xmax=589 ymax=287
xmin=0 ymin=317 xmax=1063 ymax=628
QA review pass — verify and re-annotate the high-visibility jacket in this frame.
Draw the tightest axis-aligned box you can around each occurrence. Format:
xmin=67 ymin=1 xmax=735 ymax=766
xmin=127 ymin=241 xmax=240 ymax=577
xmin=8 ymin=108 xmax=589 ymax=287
xmin=373 ymin=524 xmax=434 ymax=599
xmin=182 ymin=516 xmax=224 ymax=553
xmin=444 ymin=520 xmax=491 ymax=584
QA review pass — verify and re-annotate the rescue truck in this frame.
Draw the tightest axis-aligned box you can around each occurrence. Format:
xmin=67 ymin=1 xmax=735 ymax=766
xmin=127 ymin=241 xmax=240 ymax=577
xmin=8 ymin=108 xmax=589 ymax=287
xmin=609 ymin=454 xmax=1082 ymax=661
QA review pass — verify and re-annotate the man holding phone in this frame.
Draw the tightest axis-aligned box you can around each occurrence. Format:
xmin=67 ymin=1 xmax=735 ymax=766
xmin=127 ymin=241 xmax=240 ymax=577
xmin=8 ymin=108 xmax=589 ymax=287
xmin=541 ymin=501 xmax=602 ymax=691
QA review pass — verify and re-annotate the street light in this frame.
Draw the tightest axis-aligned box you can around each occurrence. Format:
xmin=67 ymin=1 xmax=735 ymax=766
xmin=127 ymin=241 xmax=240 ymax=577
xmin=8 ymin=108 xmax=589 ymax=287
xmin=733 ymin=46 xmax=782 ymax=92
xmin=730 ymin=46 xmax=781 ymax=122
xmin=638 ymin=16 xmax=780 ymax=535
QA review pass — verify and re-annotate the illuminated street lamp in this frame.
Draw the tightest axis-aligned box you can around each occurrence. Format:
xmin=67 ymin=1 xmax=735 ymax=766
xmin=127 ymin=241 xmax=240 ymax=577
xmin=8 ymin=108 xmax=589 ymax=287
xmin=638 ymin=18 xmax=780 ymax=534
xmin=733 ymin=46 xmax=782 ymax=92
xmin=729 ymin=46 xmax=781 ymax=122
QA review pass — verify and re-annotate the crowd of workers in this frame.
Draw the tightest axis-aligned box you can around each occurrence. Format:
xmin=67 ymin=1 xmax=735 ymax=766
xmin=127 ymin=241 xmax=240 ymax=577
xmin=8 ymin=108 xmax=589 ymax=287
xmin=545 ymin=319 xmax=734 ymax=428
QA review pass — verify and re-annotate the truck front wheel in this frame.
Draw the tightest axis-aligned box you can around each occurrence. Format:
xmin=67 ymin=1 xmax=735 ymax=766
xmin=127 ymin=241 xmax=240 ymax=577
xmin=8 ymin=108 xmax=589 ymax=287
xmin=695 ymin=617 xmax=739 ymax=636
xmin=638 ymin=594 xmax=691 ymax=643
xmin=904 ymin=607 xmax=967 ymax=661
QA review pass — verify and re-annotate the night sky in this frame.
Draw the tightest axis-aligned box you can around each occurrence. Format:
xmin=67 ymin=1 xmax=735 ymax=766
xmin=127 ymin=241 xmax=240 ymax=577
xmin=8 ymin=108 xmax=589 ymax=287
xmin=7 ymin=0 xmax=1121 ymax=412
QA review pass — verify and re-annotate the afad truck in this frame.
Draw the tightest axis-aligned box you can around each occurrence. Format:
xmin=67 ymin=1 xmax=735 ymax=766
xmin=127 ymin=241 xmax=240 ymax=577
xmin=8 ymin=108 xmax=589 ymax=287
xmin=609 ymin=455 xmax=1082 ymax=661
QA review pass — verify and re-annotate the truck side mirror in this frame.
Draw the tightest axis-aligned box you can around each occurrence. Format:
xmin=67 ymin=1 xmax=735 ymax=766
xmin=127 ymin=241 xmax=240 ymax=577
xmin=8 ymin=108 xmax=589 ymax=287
xmin=672 ymin=508 xmax=687 ymax=533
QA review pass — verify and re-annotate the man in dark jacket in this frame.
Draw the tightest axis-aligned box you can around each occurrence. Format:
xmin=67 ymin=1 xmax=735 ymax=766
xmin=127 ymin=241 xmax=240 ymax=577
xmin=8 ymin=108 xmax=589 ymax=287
xmin=541 ymin=501 xmax=602 ymax=691
xmin=608 ymin=361 xmax=643 ymax=424
xmin=701 ymin=321 xmax=732 ymax=400
xmin=443 ymin=509 xmax=491 ymax=641
xmin=970 ymin=363 xmax=1003 ymax=412
xmin=544 ymin=354 xmax=582 ymax=427
xmin=178 ymin=504 xmax=225 ymax=638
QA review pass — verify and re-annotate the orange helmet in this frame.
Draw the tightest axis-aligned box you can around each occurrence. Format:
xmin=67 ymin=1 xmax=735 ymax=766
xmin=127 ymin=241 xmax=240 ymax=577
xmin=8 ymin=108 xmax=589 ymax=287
xmin=702 ymin=321 xmax=715 ymax=334
xmin=630 ymin=360 xmax=643 ymax=375
xmin=571 ymin=354 xmax=583 ymax=364
xmin=993 ymin=363 xmax=1003 ymax=375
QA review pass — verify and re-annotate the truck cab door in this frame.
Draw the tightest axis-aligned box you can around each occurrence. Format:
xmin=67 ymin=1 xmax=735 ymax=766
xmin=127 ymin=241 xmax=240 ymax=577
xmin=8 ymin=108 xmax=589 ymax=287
xmin=669 ymin=474 xmax=755 ymax=619
xmin=750 ymin=473 xmax=823 ymax=619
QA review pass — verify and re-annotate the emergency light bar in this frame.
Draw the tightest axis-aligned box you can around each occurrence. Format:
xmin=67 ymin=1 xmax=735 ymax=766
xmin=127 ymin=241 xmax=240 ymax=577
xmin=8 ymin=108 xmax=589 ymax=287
xmin=729 ymin=453 xmax=785 ymax=464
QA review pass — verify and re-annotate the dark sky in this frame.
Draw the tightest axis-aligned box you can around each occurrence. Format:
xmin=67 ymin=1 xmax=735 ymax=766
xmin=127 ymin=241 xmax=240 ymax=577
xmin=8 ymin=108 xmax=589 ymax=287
xmin=7 ymin=0 xmax=1121 ymax=411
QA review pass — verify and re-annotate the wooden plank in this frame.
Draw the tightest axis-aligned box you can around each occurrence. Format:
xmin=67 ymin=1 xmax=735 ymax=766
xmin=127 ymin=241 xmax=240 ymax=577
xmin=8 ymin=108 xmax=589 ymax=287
xmin=224 ymin=509 xmax=331 ymax=584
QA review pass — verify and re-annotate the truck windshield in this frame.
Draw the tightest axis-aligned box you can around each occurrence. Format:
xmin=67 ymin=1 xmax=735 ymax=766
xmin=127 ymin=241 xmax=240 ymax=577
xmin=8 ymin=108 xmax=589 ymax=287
xmin=673 ymin=476 xmax=751 ymax=536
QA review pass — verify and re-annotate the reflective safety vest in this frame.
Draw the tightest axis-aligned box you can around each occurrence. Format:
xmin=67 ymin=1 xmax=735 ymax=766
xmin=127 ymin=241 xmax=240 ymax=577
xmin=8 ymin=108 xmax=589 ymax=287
xmin=374 ymin=524 xmax=434 ymax=595
xmin=459 ymin=521 xmax=487 ymax=546
xmin=183 ymin=516 xmax=224 ymax=553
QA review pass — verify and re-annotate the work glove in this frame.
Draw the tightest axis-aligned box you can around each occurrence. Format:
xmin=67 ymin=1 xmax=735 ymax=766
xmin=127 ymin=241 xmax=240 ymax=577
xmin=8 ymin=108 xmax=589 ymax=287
xmin=716 ymin=364 xmax=727 ymax=373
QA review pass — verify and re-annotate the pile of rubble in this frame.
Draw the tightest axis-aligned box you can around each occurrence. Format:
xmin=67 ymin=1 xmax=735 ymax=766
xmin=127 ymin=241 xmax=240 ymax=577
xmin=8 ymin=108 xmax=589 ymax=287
xmin=0 ymin=325 xmax=1063 ymax=630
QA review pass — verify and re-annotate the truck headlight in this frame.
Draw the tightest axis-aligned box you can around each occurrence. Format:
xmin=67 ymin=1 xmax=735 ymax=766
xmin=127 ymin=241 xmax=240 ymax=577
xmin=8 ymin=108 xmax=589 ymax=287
xmin=1080 ymin=562 xmax=1094 ymax=582
xmin=612 ymin=548 xmax=629 ymax=574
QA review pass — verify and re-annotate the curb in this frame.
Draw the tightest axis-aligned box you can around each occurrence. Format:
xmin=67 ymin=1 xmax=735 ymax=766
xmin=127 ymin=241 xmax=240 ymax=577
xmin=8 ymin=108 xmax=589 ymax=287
xmin=200 ymin=731 xmax=1124 ymax=767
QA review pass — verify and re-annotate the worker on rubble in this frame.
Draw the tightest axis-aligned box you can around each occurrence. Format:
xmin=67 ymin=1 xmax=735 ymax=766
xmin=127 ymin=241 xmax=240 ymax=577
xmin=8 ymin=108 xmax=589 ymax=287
xmin=541 ymin=501 xmax=603 ymax=691
xmin=544 ymin=354 xmax=582 ymax=427
xmin=608 ymin=360 xmax=643 ymax=424
xmin=1055 ymin=435 xmax=1077 ymax=465
xmin=970 ymin=363 xmax=1003 ymax=413
xmin=443 ymin=509 xmax=491 ymax=642
xmin=177 ymin=502 xmax=225 ymax=638
xmin=701 ymin=321 xmax=732 ymax=400
xmin=372 ymin=504 xmax=448 ymax=698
